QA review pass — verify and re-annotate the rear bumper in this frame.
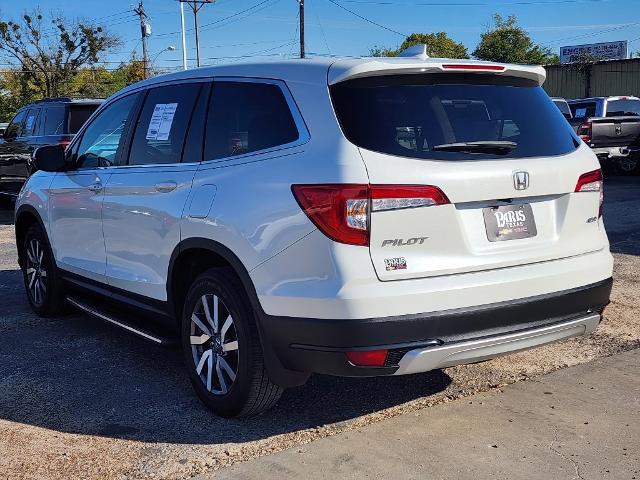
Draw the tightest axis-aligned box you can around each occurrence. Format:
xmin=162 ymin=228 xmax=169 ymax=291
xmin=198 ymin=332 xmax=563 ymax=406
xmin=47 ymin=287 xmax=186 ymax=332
xmin=259 ymin=278 xmax=612 ymax=377
xmin=592 ymin=146 xmax=638 ymax=159
xmin=394 ymin=313 xmax=600 ymax=375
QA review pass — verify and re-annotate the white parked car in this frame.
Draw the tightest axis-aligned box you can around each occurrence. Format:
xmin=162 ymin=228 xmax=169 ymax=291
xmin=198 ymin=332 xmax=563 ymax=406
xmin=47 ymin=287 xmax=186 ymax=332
xmin=15 ymin=46 xmax=613 ymax=417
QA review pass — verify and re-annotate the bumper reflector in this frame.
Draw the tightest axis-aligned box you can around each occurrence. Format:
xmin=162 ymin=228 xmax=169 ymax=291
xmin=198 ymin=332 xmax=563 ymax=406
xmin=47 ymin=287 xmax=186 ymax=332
xmin=346 ymin=349 xmax=388 ymax=367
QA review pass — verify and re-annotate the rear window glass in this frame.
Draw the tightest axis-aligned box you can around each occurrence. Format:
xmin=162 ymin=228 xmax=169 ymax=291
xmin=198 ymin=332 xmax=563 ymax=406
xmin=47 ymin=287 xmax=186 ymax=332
xmin=606 ymin=99 xmax=640 ymax=117
xmin=331 ymin=74 xmax=579 ymax=160
xmin=129 ymin=83 xmax=202 ymax=165
xmin=44 ymin=106 xmax=66 ymax=135
xmin=570 ymin=102 xmax=597 ymax=118
xmin=204 ymin=81 xmax=299 ymax=160
xmin=69 ymin=104 xmax=100 ymax=134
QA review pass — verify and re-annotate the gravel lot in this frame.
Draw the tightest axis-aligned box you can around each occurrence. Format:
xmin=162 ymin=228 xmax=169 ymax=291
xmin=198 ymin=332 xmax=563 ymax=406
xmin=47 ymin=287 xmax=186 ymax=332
xmin=0 ymin=176 xmax=638 ymax=480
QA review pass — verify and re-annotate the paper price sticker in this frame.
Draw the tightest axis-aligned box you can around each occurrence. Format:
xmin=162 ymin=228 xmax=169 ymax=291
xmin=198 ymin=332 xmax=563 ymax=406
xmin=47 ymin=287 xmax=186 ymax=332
xmin=146 ymin=103 xmax=178 ymax=141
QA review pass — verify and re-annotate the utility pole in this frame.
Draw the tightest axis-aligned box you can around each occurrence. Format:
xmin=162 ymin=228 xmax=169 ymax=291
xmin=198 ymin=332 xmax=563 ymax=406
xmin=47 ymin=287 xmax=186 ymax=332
xmin=299 ymin=0 xmax=305 ymax=59
xmin=134 ymin=1 xmax=151 ymax=79
xmin=180 ymin=0 xmax=213 ymax=68
xmin=180 ymin=1 xmax=188 ymax=70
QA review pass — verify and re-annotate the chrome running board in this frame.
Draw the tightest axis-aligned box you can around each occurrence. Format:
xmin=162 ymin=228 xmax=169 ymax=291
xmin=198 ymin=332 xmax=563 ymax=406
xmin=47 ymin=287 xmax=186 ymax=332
xmin=66 ymin=296 xmax=172 ymax=345
xmin=394 ymin=313 xmax=602 ymax=375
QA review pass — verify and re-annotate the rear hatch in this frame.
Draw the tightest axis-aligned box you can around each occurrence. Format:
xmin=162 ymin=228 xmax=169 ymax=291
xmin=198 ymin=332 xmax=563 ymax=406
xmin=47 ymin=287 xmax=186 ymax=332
xmin=329 ymin=64 xmax=606 ymax=281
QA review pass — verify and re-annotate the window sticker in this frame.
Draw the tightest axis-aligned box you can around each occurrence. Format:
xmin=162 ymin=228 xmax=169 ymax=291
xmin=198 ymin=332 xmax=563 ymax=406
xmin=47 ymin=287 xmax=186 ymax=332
xmin=146 ymin=103 xmax=177 ymax=141
xmin=156 ymin=103 xmax=177 ymax=140
xmin=575 ymin=108 xmax=587 ymax=118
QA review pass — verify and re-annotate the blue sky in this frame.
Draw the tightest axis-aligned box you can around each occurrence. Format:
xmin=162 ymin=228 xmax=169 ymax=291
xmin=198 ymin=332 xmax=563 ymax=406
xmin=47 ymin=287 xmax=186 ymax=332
xmin=1 ymin=0 xmax=639 ymax=70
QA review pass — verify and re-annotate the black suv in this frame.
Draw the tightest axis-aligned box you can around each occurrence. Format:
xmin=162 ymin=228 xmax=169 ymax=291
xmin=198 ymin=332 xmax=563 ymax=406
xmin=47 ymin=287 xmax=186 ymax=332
xmin=0 ymin=97 xmax=102 ymax=203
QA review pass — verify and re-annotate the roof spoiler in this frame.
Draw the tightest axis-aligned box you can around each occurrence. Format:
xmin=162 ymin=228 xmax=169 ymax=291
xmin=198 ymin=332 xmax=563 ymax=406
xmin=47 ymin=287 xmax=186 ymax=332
xmin=328 ymin=56 xmax=547 ymax=86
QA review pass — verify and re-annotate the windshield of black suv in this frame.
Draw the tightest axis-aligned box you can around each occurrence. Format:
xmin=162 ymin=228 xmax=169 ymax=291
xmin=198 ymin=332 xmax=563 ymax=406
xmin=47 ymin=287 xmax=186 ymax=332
xmin=606 ymin=99 xmax=640 ymax=117
xmin=330 ymin=74 xmax=580 ymax=160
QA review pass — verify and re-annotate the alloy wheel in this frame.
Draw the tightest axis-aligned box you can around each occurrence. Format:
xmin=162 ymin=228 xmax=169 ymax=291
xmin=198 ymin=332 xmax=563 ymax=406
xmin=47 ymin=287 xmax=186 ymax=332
xmin=190 ymin=294 xmax=239 ymax=395
xmin=26 ymin=238 xmax=47 ymax=306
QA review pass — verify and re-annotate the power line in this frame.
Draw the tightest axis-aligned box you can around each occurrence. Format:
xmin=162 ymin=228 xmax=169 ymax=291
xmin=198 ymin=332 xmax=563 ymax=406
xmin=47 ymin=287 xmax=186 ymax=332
xmin=542 ymin=21 xmax=640 ymax=47
xmin=326 ymin=0 xmax=407 ymax=37
xmin=332 ymin=0 xmax=615 ymax=5
xmin=311 ymin=0 xmax=332 ymax=55
xmin=156 ymin=0 xmax=273 ymax=38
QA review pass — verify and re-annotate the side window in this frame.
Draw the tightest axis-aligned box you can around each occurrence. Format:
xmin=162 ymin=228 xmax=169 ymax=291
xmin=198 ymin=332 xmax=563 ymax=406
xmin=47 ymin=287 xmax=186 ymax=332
xmin=204 ymin=81 xmax=299 ymax=160
xmin=76 ymin=93 xmax=140 ymax=169
xmin=44 ymin=106 xmax=67 ymax=135
xmin=4 ymin=110 xmax=27 ymax=139
xmin=128 ymin=83 xmax=202 ymax=165
xmin=23 ymin=109 xmax=40 ymax=136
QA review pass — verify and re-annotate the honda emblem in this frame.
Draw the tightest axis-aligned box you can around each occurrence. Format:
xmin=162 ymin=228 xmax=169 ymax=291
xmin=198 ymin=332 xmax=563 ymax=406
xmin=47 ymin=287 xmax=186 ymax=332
xmin=513 ymin=171 xmax=529 ymax=190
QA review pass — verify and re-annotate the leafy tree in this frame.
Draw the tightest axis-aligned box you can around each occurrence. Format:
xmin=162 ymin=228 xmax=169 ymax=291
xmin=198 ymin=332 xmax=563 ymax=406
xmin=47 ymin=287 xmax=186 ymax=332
xmin=473 ymin=14 xmax=558 ymax=65
xmin=370 ymin=32 xmax=469 ymax=59
xmin=0 ymin=70 xmax=38 ymax=122
xmin=0 ymin=10 xmax=120 ymax=99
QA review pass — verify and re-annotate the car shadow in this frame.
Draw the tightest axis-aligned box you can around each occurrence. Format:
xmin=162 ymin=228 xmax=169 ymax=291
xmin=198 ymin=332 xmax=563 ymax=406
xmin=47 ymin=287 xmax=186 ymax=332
xmin=0 ymin=267 xmax=451 ymax=444
xmin=603 ymin=175 xmax=640 ymax=256
xmin=0 ymin=207 xmax=14 ymax=226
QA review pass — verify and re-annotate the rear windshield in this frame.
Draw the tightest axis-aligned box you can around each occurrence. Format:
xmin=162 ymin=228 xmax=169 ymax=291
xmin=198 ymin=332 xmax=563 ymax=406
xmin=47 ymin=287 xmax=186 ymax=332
xmin=69 ymin=104 xmax=100 ymax=134
xmin=606 ymin=99 xmax=640 ymax=117
xmin=330 ymin=74 xmax=580 ymax=160
xmin=571 ymin=102 xmax=597 ymax=118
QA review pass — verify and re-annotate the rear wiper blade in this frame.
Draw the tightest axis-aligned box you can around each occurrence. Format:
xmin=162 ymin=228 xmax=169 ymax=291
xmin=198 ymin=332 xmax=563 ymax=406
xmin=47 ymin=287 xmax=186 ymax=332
xmin=432 ymin=141 xmax=517 ymax=154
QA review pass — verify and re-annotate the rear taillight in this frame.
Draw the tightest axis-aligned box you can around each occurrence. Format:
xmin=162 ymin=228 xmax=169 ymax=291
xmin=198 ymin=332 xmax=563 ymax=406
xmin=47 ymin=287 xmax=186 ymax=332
xmin=575 ymin=169 xmax=604 ymax=217
xmin=346 ymin=349 xmax=388 ymax=367
xmin=370 ymin=185 xmax=449 ymax=212
xmin=577 ymin=122 xmax=592 ymax=144
xmin=291 ymin=184 xmax=369 ymax=246
xmin=292 ymin=184 xmax=449 ymax=246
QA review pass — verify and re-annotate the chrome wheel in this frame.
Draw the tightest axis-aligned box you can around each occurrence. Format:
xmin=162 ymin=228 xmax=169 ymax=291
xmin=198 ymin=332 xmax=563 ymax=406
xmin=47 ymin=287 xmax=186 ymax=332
xmin=190 ymin=294 xmax=239 ymax=395
xmin=26 ymin=238 xmax=47 ymax=306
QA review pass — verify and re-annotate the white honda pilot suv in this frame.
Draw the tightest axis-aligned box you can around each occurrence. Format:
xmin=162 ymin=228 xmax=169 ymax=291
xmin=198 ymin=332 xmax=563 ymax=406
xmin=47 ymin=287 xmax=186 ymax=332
xmin=16 ymin=47 xmax=613 ymax=417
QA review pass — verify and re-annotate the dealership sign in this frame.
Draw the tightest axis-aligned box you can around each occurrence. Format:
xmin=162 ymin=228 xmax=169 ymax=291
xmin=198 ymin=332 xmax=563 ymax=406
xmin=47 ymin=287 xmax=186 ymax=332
xmin=560 ymin=41 xmax=628 ymax=64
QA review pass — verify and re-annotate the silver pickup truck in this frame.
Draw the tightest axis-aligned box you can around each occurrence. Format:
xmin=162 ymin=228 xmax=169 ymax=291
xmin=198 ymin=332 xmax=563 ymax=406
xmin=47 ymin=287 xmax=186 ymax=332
xmin=568 ymin=96 xmax=640 ymax=175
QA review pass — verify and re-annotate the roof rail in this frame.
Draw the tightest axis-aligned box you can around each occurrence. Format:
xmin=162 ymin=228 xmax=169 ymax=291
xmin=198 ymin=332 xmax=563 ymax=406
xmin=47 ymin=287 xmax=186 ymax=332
xmin=38 ymin=97 xmax=73 ymax=102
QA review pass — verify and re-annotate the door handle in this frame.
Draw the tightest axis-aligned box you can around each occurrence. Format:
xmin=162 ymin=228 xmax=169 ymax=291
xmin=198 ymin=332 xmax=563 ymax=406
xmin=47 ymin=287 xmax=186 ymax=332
xmin=155 ymin=181 xmax=177 ymax=193
xmin=87 ymin=182 xmax=103 ymax=193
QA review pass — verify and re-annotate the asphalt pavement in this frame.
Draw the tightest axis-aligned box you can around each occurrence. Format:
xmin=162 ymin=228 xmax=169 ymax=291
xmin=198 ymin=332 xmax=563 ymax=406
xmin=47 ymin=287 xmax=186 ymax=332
xmin=213 ymin=348 xmax=640 ymax=480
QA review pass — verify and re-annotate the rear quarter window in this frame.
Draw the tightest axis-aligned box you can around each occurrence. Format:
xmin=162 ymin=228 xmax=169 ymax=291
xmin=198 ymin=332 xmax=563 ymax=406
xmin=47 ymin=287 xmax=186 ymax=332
xmin=330 ymin=74 xmax=579 ymax=160
xmin=69 ymin=105 xmax=100 ymax=134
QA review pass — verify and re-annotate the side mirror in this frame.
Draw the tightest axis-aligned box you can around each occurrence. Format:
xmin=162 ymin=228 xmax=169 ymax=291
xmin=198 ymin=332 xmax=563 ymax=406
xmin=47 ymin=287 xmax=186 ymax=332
xmin=32 ymin=144 xmax=67 ymax=172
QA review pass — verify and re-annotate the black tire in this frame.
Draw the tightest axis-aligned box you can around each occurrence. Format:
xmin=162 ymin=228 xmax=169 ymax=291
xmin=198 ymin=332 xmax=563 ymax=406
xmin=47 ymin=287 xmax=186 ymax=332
xmin=22 ymin=223 xmax=67 ymax=316
xmin=617 ymin=155 xmax=640 ymax=176
xmin=181 ymin=267 xmax=283 ymax=417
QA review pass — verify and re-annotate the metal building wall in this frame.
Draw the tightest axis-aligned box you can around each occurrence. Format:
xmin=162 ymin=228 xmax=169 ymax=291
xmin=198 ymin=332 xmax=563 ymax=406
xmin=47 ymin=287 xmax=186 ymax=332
xmin=543 ymin=59 xmax=640 ymax=100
